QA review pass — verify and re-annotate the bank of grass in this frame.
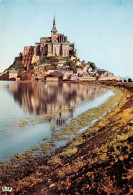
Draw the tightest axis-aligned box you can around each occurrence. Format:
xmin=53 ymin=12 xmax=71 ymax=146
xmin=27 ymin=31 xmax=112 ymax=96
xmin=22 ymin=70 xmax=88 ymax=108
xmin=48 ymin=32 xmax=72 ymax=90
xmin=43 ymin=82 xmax=132 ymax=194
xmin=0 ymin=82 xmax=132 ymax=194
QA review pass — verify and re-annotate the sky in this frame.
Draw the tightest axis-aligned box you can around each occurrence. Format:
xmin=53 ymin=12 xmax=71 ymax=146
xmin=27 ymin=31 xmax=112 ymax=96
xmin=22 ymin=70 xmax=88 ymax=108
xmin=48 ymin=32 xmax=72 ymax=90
xmin=0 ymin=0 xmax=133 ymax=77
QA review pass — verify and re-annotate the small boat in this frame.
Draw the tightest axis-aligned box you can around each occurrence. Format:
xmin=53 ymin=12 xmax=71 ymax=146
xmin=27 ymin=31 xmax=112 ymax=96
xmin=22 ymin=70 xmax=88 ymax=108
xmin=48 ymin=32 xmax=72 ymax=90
xmin=2 ymin=186 xmax=13 ymax=192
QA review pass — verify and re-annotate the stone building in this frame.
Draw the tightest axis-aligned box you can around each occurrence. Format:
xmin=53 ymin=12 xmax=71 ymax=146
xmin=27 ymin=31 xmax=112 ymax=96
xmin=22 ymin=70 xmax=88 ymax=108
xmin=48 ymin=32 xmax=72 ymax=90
xmin=22 ymin=16 xmax=78 ymax=68
xmin=0 ymin=70 xmax=18 ymax=80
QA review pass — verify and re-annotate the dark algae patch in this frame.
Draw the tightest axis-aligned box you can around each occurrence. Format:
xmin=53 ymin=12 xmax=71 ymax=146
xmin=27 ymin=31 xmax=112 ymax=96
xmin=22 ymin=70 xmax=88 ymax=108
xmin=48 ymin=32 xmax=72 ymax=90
xmin=0 ymin=81 xmax=133 ymax=194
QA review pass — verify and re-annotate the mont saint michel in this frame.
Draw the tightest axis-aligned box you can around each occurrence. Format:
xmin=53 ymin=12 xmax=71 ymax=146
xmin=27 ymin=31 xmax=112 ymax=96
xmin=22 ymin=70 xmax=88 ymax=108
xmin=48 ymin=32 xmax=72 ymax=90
xmin=0 ymin=16 xmax=119 ymax=82
xmin=0 ymin=6 xmax=132 ymax=195
xmin=22 ymin=16 xmax=78 ymax=68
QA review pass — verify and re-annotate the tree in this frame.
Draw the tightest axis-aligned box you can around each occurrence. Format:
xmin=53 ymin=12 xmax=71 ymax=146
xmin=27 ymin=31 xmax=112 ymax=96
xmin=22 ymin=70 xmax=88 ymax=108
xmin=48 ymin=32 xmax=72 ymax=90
xmin=19 ymin=52 xmax=22 ymax=60
xmin=90 ymin=62 xmax=97 ymax=70
xmin=81 ymin=60 xmax=86 ymax=65
xmin=69 ymin=61 xmax=77 ymax=73
xmin=128 ymin=78 xmax=132 ymax=82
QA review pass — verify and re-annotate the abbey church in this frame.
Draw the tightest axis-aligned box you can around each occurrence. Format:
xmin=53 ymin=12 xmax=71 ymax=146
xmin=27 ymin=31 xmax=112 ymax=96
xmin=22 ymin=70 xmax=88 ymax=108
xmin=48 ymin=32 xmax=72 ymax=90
xmin=22 ymin=16 xmax=78 ymax=66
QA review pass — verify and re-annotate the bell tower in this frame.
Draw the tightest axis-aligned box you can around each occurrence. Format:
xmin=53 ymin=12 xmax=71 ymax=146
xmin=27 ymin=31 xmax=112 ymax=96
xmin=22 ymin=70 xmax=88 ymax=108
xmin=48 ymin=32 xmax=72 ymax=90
xmin=51 ymin=15 xmax=58 ymax=43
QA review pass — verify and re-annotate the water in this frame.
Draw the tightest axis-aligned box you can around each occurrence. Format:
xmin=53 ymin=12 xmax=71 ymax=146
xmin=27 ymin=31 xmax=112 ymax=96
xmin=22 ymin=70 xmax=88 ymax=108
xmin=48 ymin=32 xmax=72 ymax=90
xmin=0 ymin=81 xmax=114 ymax=162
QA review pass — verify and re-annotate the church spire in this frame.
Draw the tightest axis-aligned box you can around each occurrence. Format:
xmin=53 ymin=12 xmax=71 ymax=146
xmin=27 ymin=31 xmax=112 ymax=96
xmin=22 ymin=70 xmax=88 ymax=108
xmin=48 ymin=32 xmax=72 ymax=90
xmin=51 ymin=14 xmax=58 ymax=43
xmin=52 ymin=14 xmax=57 ymax=31
xmin=53 ymin=14 xmax=56 ymax=26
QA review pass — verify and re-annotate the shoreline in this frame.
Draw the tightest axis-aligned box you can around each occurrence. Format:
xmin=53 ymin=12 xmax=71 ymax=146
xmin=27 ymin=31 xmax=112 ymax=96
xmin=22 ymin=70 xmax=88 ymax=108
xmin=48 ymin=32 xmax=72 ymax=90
xmin=0 ymin=81 xmax=132 ymax=194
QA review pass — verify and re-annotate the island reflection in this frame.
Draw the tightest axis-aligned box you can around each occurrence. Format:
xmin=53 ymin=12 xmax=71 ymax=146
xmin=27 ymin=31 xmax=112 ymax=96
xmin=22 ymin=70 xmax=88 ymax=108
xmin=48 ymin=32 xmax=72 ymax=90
xmin=9 ymin=82 xmax=107 ymax=131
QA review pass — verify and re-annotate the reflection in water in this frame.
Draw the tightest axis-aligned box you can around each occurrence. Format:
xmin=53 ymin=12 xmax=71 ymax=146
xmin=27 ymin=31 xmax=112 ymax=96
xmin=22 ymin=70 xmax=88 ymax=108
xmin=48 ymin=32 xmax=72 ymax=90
xmin=9 ymin=82 xmax=107 ymax=132
xmin=0 ymin=81 xmax=112 ymax=162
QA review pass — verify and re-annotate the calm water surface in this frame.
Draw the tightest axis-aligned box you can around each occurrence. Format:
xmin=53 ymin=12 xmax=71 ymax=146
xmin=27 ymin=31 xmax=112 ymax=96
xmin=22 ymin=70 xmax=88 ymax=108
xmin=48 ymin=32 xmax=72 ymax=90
xmin=0 ymin=81 xmax=114 ymax=162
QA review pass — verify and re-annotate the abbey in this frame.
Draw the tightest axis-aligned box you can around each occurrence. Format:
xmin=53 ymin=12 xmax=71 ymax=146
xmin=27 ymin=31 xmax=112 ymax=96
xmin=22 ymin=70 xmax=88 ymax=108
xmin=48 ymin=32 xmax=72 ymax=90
xmin=22 ymin=16 xmax=78 ymax=67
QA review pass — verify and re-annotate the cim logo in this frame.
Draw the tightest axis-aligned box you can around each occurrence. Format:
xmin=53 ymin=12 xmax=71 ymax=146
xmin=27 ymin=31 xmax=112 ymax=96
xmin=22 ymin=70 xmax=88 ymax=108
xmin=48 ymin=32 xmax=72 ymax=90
xmin=2 ymin=186 xmax=13 ymax=193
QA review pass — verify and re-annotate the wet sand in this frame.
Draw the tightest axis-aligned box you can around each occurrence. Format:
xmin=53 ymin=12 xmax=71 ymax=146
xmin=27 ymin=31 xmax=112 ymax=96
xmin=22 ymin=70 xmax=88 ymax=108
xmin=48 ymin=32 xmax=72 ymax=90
xmin=0 ymin=81 xmax=132 ymax=194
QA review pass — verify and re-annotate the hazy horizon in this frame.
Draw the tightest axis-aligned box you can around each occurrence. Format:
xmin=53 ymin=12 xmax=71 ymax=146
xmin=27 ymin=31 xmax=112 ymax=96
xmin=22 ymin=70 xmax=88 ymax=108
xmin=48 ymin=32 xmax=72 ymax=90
xmin=0 ymin=0 xmax=133 ymax=77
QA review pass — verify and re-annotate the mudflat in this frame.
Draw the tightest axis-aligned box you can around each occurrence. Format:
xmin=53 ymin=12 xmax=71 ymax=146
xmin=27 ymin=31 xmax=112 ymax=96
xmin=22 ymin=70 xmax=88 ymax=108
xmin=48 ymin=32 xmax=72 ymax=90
xmin=0 ymin=81 xmax=132 ymax=194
